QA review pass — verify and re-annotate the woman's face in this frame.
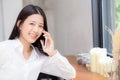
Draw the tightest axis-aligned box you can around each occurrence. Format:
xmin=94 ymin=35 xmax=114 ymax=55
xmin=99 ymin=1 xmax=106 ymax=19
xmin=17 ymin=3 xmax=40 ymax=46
xmin=19 ymin=14 xmax=44 ymax=44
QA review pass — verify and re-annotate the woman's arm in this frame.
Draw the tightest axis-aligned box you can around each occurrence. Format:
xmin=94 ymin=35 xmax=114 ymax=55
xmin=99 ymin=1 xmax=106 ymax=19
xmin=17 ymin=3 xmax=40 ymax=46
xmin=40 ymin=31 xmax=76 ymax=79
xmin=41 ymin=50 xmax=76 ymax=79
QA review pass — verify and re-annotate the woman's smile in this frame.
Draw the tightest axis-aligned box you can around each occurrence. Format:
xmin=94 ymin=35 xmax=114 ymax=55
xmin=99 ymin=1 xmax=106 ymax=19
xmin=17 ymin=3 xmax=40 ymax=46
xmin=29 ymin=32 xmax=39 ymax=39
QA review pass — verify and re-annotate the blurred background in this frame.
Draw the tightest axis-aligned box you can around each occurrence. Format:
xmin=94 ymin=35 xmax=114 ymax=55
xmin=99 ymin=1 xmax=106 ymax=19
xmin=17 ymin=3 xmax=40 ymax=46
xmin=0 ymin=0 xmax=119 ymax=56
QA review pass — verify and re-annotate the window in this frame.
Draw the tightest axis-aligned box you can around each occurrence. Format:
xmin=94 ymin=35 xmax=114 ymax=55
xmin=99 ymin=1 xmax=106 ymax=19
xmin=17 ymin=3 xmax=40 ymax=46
xmin=92 ymin=0 xmax=116 ymax=55
xmin=102 ymin=0 xmax=116 ymax=54
xmin=116 ymin=0 xmax=120 ymax=27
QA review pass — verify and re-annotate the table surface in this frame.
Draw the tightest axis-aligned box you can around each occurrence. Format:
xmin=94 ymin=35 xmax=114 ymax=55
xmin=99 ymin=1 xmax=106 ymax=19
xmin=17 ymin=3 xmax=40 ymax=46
xmin=65 ymin=55 xmax=107 ymax=80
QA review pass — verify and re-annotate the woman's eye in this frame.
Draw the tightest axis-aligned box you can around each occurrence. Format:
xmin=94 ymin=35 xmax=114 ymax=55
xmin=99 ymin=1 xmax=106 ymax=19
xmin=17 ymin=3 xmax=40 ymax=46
xmin=39 ymin=25 xmax=44 ymax=28
xmin=30 ymin=23 xmax=35 ymax=25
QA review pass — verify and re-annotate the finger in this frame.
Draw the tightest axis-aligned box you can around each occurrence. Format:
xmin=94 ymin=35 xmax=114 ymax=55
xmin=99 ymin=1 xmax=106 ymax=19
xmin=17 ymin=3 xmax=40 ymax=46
xmin=42 ymin=31 xmax=53 ymax=44
xmin=42 ymin=31 xmax=50 ymax=36
xmin=43 ymin=33 xmax=51 ymax=41
xmin=42 ymin=30 xmax=48 ymax=34
xmin=44 ymin=38 xmax=47 ymax=48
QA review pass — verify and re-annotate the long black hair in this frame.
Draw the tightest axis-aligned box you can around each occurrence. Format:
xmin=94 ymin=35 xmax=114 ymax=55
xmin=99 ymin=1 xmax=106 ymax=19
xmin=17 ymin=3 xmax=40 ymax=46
xmin=9 ymin=4 xmax=48 ymax=55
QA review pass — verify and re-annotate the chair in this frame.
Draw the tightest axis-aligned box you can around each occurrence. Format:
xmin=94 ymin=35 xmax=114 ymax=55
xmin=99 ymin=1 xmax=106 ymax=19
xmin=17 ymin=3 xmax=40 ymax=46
xmin=37 ymin=73 xmax=66 ymax=80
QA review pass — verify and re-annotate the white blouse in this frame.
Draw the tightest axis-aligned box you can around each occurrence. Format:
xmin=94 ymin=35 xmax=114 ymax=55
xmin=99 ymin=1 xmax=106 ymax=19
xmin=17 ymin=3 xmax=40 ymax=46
xmin=0 ymin=39 xmax=76 ymax=80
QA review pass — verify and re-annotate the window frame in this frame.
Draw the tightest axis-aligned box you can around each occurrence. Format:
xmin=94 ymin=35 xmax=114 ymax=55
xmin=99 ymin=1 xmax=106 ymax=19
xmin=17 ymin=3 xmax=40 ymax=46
xmin=92 ymin=0 xmax=103 ymax=47
xmin=92 ymin=0 xmax=116 ymax=55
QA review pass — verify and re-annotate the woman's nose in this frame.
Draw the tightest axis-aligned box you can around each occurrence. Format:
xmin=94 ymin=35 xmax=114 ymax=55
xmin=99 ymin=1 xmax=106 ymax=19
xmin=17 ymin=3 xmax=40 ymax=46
xmin=33 ymin=26 xmax=39 ymax=32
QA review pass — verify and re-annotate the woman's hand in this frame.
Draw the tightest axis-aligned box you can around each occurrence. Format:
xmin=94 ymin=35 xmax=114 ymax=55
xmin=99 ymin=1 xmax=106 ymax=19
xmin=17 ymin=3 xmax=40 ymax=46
xmin=40 ymin=31 xmax=56 ymax=56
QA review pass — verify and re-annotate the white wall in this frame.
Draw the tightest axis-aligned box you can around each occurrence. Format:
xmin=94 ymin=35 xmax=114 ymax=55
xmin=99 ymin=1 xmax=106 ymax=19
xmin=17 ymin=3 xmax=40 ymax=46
xmin=2 ymin=0 xmax=23 ymax=40
xmin=0 ymin=0 xmax=4 ymax=41
xmin=54 ymin=0 xmax=93 ymax=55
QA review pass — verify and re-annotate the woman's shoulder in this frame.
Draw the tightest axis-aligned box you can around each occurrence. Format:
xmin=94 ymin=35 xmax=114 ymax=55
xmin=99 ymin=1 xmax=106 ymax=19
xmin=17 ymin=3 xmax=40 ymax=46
xmin=0 ymin=40 xmax=16 ymax=65
xmin=0 ymin=39 xmax=17 ymax=48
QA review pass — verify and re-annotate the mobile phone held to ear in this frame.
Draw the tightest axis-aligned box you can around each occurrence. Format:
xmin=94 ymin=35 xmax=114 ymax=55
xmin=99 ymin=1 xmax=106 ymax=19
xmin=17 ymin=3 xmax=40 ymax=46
xmin=40 ymin=33 xmax=47 ymax=47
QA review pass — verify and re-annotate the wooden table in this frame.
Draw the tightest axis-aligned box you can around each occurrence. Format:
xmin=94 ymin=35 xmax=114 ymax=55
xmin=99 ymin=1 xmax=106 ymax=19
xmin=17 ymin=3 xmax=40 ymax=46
xmin=65 ymin=55 xmax=107 ymax=80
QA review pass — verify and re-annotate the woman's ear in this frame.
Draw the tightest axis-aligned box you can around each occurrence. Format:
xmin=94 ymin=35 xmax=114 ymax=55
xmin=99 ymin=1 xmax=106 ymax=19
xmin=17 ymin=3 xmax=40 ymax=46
xmin=17 ymin=20 xmax=21 ymax=27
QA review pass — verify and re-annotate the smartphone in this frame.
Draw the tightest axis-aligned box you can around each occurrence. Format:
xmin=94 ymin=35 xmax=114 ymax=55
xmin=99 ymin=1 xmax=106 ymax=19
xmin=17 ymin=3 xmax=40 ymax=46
xmin=40 ymin=33 xmax=47 ymax=47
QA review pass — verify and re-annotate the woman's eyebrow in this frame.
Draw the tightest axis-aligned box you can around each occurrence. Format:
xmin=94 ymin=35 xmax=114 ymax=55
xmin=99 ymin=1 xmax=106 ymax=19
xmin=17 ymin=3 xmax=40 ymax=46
xmin=30 ymin=20 xmax=43 ymax=25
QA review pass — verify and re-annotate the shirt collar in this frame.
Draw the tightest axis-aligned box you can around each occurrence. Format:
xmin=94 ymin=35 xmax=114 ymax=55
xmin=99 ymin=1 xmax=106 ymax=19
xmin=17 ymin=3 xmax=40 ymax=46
xmin=13 ymin=38 xmax=39 ymax=60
